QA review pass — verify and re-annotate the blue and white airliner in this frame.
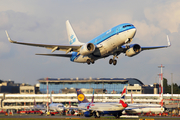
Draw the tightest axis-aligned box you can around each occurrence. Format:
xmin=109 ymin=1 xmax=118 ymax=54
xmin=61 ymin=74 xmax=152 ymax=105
xmin=5 ymin=20 xmax=171 ymax=65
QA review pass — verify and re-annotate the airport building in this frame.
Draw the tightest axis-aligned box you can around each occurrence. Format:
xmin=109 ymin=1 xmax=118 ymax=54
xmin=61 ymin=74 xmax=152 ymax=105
xmin=38 ymin=77 xmax=156 ymax=94
xmin=0 ymin=77 xmax=179 ymax=111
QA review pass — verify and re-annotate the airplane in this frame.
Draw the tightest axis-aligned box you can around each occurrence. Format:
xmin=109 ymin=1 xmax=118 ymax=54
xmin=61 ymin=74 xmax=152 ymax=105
xmin=33 ymin=99 xmax=47 ymax=115
xmin=121 ymin=87 xmax=165 ymax=115
xmin=5 ymin=20 xmax=171 ymax=65
xmin=76 ymin=88 xmax=128 ymax=118
xmin=48 ymin=93 xmax=65 ymax=114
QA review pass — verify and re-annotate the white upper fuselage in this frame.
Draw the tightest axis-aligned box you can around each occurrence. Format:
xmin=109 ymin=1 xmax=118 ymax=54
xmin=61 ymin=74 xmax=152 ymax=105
xmin=49 ymin=103 xmax=64 ymax=112
xmin=71 ymin=23 xmax=136 ymax=63
xmin=124 ymin=103 xmax=164 ymax=114
xmin=78 ymin=102 xmax=125 ymax=112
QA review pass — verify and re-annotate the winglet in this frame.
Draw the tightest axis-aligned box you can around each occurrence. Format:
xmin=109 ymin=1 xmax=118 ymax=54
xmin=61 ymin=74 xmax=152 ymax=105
xmin=167 ymin=35 xmax=171 ymax=47
xmin=5 ymin=31 xmax=16 ymax=43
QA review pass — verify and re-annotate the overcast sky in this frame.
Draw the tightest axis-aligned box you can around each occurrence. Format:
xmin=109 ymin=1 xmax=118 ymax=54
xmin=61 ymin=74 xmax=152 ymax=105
xmin=0 ymin=0 xmax=179 ymax=85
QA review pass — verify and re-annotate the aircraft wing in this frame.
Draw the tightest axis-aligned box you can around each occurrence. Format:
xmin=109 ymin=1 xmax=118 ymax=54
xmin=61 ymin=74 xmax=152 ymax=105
xmin=5 ymin=31 xmax=81 ymax=53
xmin=141 ymin=35 xmax=171 ymax=51
xmin=119 ymin=35 xmax=171 ymax=53
xmin=36 ymin=53 xmax=72 ymax=57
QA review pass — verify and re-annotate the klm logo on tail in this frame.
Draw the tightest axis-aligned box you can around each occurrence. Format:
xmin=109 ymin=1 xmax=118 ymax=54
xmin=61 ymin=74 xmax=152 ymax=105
xmin=70 ymin=35 xmax=76 ymax=45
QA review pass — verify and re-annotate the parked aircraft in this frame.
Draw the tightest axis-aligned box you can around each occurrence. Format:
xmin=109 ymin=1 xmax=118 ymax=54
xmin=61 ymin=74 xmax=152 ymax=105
xmin=49 ymin=103 xmax=65 ymax=113
xmin=76 ymin=88 xmax=128 ymax=118
xmin=121 ymin=87 xmax=164 ymax=115
xmin=49 ymin=94 xmax=65 ymax=113
xmin=33 ymin=99 xmax=47 ymax=115
xmin=5 ymin=20 xmax=171 ymax=65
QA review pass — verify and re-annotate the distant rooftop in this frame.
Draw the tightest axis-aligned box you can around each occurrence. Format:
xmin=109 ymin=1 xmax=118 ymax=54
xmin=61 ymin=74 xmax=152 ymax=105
xmin=38 ymin=78 xmax=144 ymax=85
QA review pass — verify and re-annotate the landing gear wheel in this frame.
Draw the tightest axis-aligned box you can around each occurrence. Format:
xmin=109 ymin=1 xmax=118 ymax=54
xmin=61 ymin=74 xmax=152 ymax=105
xmin=113 ymin=60 xmax=117 ymax=65
xmin=115 ymin=115 xmax=120 ymax=119
xmin=91 ymin=59 xmax=95 ymax=64
xmin=87 ymin=59 xmax=91 ymax=65
xmin=109 ymin=59 xmax=113 ymax=64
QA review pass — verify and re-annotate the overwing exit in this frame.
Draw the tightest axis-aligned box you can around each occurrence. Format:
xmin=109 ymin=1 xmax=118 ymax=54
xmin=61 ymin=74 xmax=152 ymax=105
xmin=5 ymin=20 xmax=171 ymax=65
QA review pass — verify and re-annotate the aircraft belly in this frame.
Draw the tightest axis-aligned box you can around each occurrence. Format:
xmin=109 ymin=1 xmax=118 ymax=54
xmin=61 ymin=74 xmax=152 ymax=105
xmin=99 ymin=34 xmax=126 ymax=56
xmin=73 ymin=55 xmax=90 ymax=63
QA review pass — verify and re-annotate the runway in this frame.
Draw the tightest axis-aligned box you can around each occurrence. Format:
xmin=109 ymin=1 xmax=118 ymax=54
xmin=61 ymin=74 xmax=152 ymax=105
xmin=0 ymin=114 xmax=180 ymax=120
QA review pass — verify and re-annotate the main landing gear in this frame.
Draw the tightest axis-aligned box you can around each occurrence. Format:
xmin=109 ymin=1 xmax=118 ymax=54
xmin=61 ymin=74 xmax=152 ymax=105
xmin=86 ymin=59 xmax=95 ymax=65
xmin=109 ymin=55 xmax=118 ymax=65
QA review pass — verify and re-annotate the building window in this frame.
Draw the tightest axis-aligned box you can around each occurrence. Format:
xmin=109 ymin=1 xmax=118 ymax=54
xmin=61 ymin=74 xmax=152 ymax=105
xmin=26 ymin=90 xmax=29 ymax=93
xmin=30 ymin=90 xmax=34 ymax=93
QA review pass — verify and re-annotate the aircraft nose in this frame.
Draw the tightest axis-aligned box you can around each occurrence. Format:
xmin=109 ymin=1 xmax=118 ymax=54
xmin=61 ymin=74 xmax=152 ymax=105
xmin=131 ymin=28 xmax=136 ymax=38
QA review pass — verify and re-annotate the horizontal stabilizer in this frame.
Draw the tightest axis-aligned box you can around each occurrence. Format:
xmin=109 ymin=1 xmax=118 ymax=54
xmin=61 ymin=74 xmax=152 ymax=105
xmin=36 ymin=54 xmax=72 ymax=57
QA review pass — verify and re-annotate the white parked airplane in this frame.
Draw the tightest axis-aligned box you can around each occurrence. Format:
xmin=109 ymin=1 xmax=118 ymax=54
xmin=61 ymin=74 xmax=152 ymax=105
xmin=121 ymin=87 xmax=164 ymax=115
xmin=49 ymin=94 xmax=65 ymax=113
xmin=76 ymin=88 xmax=128 ymax=118
xmin=49 ymin=103 xmax=65 ymax=113
xmin=5 ymin=20 xmax=171 ymax=65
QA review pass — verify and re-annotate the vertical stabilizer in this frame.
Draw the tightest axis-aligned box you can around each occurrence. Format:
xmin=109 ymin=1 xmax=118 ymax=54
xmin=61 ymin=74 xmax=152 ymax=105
xmin=66 ymin=20 xmax=83 ymax=45
xmin=120 ymin=87 xmax=126 ymax=101
xmin=76 ymin=88 xmax=89 ymax=103
xmin=131 ymin=92 xmax=134 ymax=104
xmin=91 ymin=89 xmax=94 ymax=103
xmin=119 ymin=87 xmax=128 ymax=108
xmin=50 ymin=93 xmax=53 ymax=104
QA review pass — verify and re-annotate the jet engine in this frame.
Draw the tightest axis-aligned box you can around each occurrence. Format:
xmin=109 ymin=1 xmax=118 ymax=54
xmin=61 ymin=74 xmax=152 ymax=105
xmin=84 ymin=111 xmax=93 ymax=117
xmin=125 ymin=44 xmax=141 ymax=57
xmin=79 ymin=43 xmax=95 ymax=55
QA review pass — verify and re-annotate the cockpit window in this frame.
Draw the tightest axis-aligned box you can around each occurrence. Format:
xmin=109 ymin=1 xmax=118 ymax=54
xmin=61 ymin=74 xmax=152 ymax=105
xmin=123 ymin=25 xmax=133 ymax=28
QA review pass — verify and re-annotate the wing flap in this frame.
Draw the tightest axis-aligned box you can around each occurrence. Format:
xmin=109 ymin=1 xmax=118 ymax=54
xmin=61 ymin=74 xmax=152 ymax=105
xmin=35 ymin=53 xmax=72 ymax=58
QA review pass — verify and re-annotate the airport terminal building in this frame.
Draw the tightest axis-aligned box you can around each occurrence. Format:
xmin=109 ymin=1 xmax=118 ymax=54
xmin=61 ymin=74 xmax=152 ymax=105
xmin=2 ymin=77 xmax=179 ymax=111
xmin=38 ymin=78 xmax=146 ymax=94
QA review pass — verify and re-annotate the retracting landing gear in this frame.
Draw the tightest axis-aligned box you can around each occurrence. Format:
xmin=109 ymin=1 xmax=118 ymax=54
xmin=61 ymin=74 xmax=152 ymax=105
xmin=109 ymin=55 xmax=118 ymax=65
xmin=86 ymin=59 xmax=95 ymax=65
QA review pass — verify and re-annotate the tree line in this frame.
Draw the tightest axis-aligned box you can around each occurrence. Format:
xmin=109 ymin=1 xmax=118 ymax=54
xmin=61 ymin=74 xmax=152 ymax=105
xmin=163 ymin=78 xmax=180 ymax=94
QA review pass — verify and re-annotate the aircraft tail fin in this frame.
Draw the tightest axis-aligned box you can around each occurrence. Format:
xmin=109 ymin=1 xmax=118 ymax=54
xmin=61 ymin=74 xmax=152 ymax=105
xmin=120 ymin=87 xmax=126 ymax=101
xmin=76 ymin=88 xmax=89 ymax=103
xmin=131 ymin=92 xmax=134 ymax=104
xmin=91 ymin=89 xmax=94 ymax=103
xmin=50 ymin=93 xmax=53 ymax=104
xmin=66 ymin=20 xmax=84 ymax=45
xmin=34 ymin=99 xmax=37 ymax=106
xmin=119 ymin=87 xmax=128 ymax=108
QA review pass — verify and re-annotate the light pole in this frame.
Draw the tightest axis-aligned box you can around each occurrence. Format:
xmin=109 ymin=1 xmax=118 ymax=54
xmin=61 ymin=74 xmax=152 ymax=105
xmin=171 ymin=73 xmax=173 ymax=97
xmin=158 ymin=65 xmax=164 ymax=102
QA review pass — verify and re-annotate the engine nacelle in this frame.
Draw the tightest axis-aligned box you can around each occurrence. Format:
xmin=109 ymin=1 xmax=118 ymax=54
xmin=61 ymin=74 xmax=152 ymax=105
xmin=79 ymin=43 xmax=95 ymax=55
xmin=125 ymin=44 xmax=141 ymax=57
xmin=84 ymin=111 xmax=93 ymax=117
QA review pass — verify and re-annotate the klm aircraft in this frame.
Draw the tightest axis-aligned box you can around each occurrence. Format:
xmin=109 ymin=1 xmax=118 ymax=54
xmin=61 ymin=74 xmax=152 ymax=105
xmin=5 ymin=20 xmax=171 ymax=65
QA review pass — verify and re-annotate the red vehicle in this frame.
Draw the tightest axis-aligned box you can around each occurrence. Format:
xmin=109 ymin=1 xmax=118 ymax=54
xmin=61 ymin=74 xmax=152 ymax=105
xmin=0 ymin=109 xmax=7 ymax=114
xmin=17 ymin=110 xmax=26 ymax=114
xmin=50 ymin=111 xmax=59 ymax=115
